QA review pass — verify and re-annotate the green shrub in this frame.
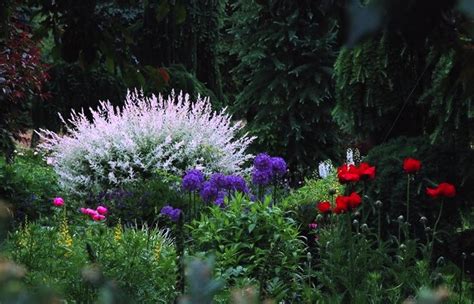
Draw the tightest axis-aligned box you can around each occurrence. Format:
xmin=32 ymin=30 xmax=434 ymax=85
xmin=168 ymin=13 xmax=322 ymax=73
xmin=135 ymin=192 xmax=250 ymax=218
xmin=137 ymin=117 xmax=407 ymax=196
xmin=189 ymin=194 xmax=306 ymax=302
xmin=0 ymin=150 xmax=60 ymax=222
xmin=6 ymin=214 xmax=176 ymax=303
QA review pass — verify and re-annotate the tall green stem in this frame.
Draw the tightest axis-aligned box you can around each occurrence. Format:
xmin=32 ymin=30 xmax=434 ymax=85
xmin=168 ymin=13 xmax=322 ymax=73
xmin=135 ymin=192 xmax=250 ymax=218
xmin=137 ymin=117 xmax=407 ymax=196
xmin=346 ymin=213 xmax=354 ymax=300
xmin=406 ymin=174 xmax=410 ymax=224
xmin=429 ymin=200 xmax=444 ymax=262
xmin=377 ymin=208 xmax=381 ymax=248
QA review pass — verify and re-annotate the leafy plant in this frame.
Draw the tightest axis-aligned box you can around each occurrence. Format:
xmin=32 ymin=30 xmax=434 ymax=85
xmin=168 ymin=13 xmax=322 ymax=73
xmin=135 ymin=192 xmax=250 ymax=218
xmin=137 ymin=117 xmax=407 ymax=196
xmin=282 ymin=171 xmax=344 ymax=227
xmin=7 ymin=214 xmax=177 ymax=303
xmin=189 ymin=193 xmax=306 ymax=301
xmin=0 ymin=149 xmax=59 ymax=222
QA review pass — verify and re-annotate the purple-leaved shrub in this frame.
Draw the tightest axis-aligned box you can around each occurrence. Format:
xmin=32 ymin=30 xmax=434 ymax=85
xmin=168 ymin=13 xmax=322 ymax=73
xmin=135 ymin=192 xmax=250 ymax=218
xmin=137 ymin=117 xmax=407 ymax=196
xmin=37 ymin=90 xmax=255 ymax=196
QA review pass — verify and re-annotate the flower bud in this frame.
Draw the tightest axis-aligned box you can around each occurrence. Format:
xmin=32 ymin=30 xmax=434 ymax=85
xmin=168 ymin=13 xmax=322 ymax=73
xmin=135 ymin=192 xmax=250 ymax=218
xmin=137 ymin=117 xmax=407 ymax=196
xmin=375 ymin=200 xmax=383 ymax=208
xmin=360 ymin=223 xmax=369 ymax=232
xmin=352 ymin=219 xmax=359 ymax=226
xmin=419 ymin=216 xmax=427 ymax=224
xmin=397 ymin=215 xmax=404 ymax=222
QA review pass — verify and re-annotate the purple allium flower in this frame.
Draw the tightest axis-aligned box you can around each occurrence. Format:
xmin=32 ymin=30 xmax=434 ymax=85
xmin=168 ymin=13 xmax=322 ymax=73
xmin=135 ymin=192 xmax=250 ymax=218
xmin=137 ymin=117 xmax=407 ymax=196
xmin=224 ymin=175 xmax=249 ymax=193
xmin=200 ymin=181 xmax=219 ymax=202
xmin=252 ymin=169 xmax=272 ymax=186
xmin=271 ymin=157 xmax=287 ymax=176
xmin=253 ymin=153 xmax=272 ymax=171
xmin=209 ymin=173 xmax=228 ymax=188
xmin=182 ymin=169 xmax=205 ymax=192
xmin=160 ymin=205 xmax=182 ymax=222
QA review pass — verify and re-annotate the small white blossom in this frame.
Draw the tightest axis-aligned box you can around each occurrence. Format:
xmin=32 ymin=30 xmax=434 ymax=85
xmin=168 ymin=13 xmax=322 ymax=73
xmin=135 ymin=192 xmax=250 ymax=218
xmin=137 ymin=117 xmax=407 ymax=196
xmin=318 ymin=160 xmax=333 ymax=179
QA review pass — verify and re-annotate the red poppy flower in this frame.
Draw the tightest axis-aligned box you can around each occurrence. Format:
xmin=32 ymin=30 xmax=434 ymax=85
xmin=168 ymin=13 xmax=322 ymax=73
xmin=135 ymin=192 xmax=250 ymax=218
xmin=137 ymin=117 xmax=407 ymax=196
xmin=358 ymin=162 xmax=376 ymax=180
xmin=333 ymin=196 xmax=349 ymax=214
xmin=426 ymin=187 xmax=440 ymax=198
xmin=437 ymin=182 xmax=456 ymax=197
xmin=347 ymin=192 xmax=362 ymax=209
xmin=403 ymin=158 xmax=421 ymax=174
xmin=317 ymin=201 xmax=332 ymax=214
xmin=426 ymin=182 xmax=456 ymax=198
xmin=337 ymin=164 xmax=360 ymax=183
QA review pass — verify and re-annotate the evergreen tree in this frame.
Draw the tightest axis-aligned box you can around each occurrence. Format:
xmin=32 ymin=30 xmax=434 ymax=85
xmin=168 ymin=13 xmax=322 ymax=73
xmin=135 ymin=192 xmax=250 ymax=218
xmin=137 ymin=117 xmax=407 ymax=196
xmin=226 ymin=0 xmax=342 ymax=178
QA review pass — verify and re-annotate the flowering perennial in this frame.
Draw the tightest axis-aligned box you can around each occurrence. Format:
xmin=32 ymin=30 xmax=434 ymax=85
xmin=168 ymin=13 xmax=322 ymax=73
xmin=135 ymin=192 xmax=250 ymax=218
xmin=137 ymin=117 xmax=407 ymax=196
xmin=160 ymin=205 xmax=182 ymax=222
xmin=426 ymin=182 xmax=456 ymax=198
xmin=251 ymin=153 xmax=287 ymax=186
xmin=37 ymin=90 xmax=255 ymax=196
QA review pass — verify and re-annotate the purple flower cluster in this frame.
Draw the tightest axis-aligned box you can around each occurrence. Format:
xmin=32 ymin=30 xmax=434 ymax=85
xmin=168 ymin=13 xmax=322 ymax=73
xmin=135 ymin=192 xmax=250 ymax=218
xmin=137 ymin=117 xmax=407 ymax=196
xmin=199 ymin=173 xmax=249 ymax=206
xmin=252 ymin=153 xmax=287 ymax=186
xmin=160 ymin=205 xmax=182 ymax=222
xmin=182 ymin=169 xmax=205 ymax=192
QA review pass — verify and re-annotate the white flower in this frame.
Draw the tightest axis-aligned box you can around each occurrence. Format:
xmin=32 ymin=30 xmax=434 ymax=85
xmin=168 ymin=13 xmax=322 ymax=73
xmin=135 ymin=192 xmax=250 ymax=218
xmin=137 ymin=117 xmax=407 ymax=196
xmin=346 ymin=148 xmax=354 ymax=165
xmin=318 ymin=160 xmax=333 ymax=179
xmin=37 ymin=89 xmax=255 ymax=196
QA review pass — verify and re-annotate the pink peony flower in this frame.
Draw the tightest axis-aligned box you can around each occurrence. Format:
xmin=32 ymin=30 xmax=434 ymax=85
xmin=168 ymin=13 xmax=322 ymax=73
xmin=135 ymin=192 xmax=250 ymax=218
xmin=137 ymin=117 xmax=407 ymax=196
xmin=81 ymin=208 xmax=97 ymax=216
xmin=96 ymin=206 xmax=108 ymax=215
xmin=92 ymin=214 xmax=106 ymax=221
xmin=53 ymin=197 xmax=64 ymax=207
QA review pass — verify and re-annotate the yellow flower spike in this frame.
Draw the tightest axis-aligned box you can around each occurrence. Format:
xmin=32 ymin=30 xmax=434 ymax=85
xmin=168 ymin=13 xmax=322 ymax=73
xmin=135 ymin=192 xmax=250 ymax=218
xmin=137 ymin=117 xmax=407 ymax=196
xmin=114 ymin=219 xmax=123 ymax=242
xmin=58 ymin=212 xmax=73 ymax=256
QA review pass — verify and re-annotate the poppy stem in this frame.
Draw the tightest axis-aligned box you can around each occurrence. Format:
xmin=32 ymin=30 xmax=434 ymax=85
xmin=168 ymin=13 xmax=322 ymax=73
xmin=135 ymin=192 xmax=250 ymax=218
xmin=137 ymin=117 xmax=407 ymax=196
xmin=429 ymin=200 xmax=444 ymax=262
xmin=406 ymin=174 xmax=410 ymax=227
xmin=378 ymin=208 xmax=382 ymax=248
xmin=346 ymin=213 xmax=355 ymax=300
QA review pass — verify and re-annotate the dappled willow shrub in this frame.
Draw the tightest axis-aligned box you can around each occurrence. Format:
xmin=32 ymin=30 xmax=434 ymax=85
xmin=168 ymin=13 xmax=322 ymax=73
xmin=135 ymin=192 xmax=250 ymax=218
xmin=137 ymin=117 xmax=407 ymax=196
xmin=38 ymin=90 xmax=255 ymax=196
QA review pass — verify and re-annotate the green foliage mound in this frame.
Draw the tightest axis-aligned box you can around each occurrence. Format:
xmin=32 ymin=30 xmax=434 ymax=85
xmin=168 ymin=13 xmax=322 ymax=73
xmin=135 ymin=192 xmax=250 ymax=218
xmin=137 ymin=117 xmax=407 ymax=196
xmin=0 ymin=151 xmax=59 ymax=222
xmin=189 ymin=194 xmax=306 ymax=302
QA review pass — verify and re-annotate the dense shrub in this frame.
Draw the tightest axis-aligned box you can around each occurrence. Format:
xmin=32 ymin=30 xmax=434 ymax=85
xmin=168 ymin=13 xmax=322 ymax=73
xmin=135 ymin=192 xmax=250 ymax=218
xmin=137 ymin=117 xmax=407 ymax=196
xmin=7 ymin=217 xmax=176 ymax=303
xmin=0 ymin=150 xmax=59 ymax=222
xmin=38 ymin=90 xmax=255 ymax=196
xmin=84 ymin=170 xmax=182 ymax=226
xmin=189 ymin=194 xmax=306 ymax=302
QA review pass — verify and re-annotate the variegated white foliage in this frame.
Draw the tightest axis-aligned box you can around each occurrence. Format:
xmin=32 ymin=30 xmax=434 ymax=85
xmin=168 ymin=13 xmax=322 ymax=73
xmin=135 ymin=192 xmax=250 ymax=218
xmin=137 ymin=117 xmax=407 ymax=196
xmin=37 ymin=90 xmax=255 ymax=196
